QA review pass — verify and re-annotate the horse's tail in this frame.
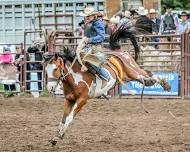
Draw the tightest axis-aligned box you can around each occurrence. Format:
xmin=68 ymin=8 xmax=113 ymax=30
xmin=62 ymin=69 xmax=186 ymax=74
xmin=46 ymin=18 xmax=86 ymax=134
xmin=109 ymin=22 xmax=140 ymax=61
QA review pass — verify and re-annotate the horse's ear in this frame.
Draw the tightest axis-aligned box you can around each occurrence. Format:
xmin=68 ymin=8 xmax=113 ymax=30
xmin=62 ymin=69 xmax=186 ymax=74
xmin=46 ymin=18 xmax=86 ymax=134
xmin=54 ymin=53 xmax=58 ymax=60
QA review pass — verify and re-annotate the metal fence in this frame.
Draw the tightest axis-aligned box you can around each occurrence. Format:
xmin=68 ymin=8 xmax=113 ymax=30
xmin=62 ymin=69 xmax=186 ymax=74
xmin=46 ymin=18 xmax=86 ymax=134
xmin=44 ymin=32 xmax=182 ymax=98
xmin=5 ymin=30 xmax=190 ymax=98
xmin=181 ymin=29 xmax=190 ymax=98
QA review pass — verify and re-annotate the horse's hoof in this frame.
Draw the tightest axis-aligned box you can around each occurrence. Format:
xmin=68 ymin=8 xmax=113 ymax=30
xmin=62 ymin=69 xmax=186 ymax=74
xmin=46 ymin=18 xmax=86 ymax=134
xmin=49 ymin=139 xmax=57 ymax=146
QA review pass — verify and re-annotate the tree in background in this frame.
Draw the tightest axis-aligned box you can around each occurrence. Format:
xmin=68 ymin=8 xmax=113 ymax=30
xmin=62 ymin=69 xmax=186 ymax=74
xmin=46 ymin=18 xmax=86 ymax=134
xmin=161 ymin=0 xmax=190 ymax=13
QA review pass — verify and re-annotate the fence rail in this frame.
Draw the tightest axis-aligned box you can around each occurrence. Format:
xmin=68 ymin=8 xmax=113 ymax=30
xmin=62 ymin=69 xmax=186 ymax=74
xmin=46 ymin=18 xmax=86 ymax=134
xmin=181 ymin=29 xmax=190 ymax=98
xmin=3 ymin=31 xmax=190 ymax=98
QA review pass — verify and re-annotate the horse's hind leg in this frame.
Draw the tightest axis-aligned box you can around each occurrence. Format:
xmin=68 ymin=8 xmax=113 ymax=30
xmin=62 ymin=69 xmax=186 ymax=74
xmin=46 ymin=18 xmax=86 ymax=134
xmin=141 ymin=76 xmax=171 ymax=91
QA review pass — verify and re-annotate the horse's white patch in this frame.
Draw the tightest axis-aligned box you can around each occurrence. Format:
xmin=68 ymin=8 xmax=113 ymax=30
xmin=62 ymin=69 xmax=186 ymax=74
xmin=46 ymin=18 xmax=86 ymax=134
xmin=68 ymin=68 xmax=90 ymax=89
xmin=69 ymin=69 xmax=83 ymax=85
xmin=46 ymin=64 xmax=56 ymax=78
xmin=65 ymin=103 xmax=77 ymax=125
xmin=58 ymin=103 xmax=77 ymax=136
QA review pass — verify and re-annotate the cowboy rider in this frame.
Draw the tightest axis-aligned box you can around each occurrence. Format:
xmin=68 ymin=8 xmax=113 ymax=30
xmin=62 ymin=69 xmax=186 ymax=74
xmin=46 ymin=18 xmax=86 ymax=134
xmin=78 ymin=6 xmax=110 ymax=81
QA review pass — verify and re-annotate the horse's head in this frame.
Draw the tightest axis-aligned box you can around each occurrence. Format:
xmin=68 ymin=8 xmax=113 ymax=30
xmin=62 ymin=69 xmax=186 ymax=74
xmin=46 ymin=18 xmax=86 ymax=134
xmin=44 ymin=53 xmax=66 ymax=94
xmin=44 ymin=47 xmax=75 ymax=79
xmin=45 ymin=53 xmax=65 ymax=79
xmin=44 ymin=48 xmax=76 ymax=94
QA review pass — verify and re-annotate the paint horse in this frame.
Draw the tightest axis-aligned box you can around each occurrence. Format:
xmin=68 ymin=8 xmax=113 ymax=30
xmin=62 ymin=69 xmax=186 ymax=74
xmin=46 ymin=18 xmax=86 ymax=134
xmin=44 ymin=23 xmax=171 ymax=146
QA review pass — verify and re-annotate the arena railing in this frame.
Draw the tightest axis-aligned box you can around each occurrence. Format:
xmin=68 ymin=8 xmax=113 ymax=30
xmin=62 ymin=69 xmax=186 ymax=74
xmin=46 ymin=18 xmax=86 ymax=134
xmin=25 ymin=31 xmax=187 ymax=98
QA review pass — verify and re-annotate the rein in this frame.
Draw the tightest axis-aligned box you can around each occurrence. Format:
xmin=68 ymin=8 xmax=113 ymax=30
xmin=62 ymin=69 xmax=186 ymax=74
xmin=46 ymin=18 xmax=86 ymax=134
xmin=59 ymin=56 xmax=77 ymax=80
xmin=58 ymin=56 xmax=90 ymax=91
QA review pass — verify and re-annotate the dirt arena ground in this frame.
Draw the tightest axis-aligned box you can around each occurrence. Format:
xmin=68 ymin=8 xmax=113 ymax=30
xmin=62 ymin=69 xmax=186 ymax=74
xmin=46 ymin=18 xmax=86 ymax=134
xmin=0 ymin=97 xmax=190 ymax=152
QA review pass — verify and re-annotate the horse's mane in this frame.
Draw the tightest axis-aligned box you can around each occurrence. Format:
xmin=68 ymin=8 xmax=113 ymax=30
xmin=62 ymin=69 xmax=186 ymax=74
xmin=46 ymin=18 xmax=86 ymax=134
xmin=62 ymin=47 xmax=76 ymax=62
xmin=109 ymin=22 xmax=140 ymax=61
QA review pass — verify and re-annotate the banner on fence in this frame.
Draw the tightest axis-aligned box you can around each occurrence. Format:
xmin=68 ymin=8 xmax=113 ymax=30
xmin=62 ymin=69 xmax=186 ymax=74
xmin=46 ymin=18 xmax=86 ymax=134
xmin=0 ymin=64 xmax=17 ymax=82
xmin=120 ymin=72 xmax=179 ymax=96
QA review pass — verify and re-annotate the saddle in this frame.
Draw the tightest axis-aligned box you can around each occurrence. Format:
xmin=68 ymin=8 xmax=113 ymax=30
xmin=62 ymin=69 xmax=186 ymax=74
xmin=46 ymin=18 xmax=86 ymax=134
xmin=79 ymin=48 xmax=109 ymax=81
xmin=105 ymin=51 xmax=150 ymax=81
xmin=82 ymin=52 xmax=104 ymax=67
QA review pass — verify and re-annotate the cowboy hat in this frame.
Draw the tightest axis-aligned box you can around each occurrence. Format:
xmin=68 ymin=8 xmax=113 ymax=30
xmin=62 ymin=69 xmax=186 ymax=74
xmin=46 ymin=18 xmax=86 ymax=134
xmin=149 ymin=8 xmax=157 ymax=14
xmin=180 ymin=11 xmax=188 ymax=16
xmin=179 ymin=11 xmax=189 ymax=19
xmin=137 ymin=6 xmax=148 ymax=16
xmin=79 ymin=6 xmax=98 ymax=17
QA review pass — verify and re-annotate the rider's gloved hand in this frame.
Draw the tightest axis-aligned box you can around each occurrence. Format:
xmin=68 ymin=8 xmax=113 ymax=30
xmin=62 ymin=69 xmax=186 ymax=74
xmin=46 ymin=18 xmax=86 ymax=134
xmin=81 ymin=65 xmax=88 ymax=72
xmin=82 ymin=37 xmax=89 ymax=44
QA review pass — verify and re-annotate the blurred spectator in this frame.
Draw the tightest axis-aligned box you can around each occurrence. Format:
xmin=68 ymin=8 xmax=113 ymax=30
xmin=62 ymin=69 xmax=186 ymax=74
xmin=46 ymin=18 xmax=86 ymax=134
xmin=14 ymin=46 xmax=24 ymax=86
xmin=78 ymin=20 xmax=85 ymax=36
xmin=110 ymin=16 xmax=120 ymax=32
xmin=176 ymin=11 xmax=190 ymax=34
xmin=149 ymin=8 xmax=161 ymax=34
xmin=102 ymin=16 xmax=112 ymax=42
xmin=135 ymin=7 xmax=153 ymax=33
xmin=14 ymin=46 xmax=23 ymax=72
xmin=119 ymin=10 xmax=131 ymax=25
xmin=0 ymin=47 xmax=13 ymax=64
xmin=149 ymin=8 xmax=161 ymax=48
xmin=27 ymin=39 xmax=43 ymax=91
xmin=159 ymin=5 xmax=179 ymax=49
xmin=115 ymin=12 xmax=124 ymax=21
xmin=129 ymin=9 xmax=139 ymax=20
xmin=0 ymin=46 xmax=16 ymax=91
xmin=159 ymin=4 xmax=179 ymax=34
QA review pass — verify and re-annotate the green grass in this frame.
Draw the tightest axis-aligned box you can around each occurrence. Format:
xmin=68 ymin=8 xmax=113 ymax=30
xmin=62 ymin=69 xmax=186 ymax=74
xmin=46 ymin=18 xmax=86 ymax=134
xmin=0 ymin=84 xmax=5 ymax=91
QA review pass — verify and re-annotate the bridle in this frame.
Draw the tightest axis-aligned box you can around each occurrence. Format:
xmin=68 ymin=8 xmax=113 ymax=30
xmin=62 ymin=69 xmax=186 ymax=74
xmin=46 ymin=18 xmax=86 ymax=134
xmin=57 ymin=56 xmax=77 ymax=80
xmin=45 ymin=53 xmax=90 ymax=93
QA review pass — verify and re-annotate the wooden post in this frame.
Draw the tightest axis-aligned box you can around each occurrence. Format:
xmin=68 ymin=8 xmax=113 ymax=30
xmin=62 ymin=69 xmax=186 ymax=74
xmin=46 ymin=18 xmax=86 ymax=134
xmin=105 ymin=0 xmax=122 ymax=18
xmin=143 ymin=0 xmax=161 ymax=13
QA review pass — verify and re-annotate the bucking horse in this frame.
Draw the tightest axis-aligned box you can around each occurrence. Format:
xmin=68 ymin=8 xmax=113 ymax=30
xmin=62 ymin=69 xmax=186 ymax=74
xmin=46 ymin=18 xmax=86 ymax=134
xmin=43 ymin=23 xmax=171 ymax=146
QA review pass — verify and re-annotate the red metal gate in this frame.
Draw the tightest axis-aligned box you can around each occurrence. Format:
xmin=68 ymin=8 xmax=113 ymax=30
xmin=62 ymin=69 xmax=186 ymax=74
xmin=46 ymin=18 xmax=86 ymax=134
xmin=181 ymin=29 xmax=190 ymax=98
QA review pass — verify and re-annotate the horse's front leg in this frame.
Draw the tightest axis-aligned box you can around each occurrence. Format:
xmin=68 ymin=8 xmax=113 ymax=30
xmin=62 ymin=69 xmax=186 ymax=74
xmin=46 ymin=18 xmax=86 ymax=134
xmin=58 ymin=97 xmax=87 ymax=137
xmin=49 ymin=98 xmax=74 ymax=146
xmin=49 ymin=97 xmax=87 ymax=146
